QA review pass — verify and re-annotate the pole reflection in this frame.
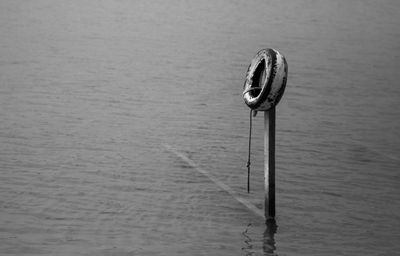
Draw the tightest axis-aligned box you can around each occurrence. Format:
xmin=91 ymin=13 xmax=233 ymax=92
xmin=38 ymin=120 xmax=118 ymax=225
xmin=242 ymin=219 xmax=278 ymax=256
xmin=263 ymin=219 xmax=278 ymax=255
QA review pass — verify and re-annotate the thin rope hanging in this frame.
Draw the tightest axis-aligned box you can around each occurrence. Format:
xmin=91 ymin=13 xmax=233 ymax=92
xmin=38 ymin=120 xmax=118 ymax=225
xmin=246 ymin=109 xmax=256 ymax=193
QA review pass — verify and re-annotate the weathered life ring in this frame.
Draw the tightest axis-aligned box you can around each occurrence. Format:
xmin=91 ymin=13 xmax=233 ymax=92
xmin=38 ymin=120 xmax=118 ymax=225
xmin=243 ymin=48 xmax=288 ymax=111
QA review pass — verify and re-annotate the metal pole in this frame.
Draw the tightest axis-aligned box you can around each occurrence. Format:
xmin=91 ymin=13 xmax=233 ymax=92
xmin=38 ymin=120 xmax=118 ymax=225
xmin=264 ymin=107 xmax=276 ymax=220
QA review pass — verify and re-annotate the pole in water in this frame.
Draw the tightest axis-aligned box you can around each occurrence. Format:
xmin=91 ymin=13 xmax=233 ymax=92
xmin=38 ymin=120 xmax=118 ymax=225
xmin=242 ymin=48 xmax=287 ymax=222
xmin=264 ymin=108 xmax=276 ymax=220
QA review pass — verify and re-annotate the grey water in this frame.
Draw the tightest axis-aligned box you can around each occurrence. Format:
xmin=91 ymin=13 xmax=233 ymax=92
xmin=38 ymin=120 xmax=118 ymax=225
xmin=1 ymin=0 xmax=400 ymax=255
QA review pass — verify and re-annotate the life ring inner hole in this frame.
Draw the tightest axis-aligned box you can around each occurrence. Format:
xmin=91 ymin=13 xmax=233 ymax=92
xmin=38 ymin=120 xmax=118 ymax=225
xmin=249 ymin=58 xmax=266 ymax=98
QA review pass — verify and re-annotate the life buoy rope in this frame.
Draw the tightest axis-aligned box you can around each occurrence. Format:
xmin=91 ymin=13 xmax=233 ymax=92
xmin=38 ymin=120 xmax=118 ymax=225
xmin=243 ymin=48 xmax=288 ymax=193
xmin=246 ymin=109 xmax=253 ymax=193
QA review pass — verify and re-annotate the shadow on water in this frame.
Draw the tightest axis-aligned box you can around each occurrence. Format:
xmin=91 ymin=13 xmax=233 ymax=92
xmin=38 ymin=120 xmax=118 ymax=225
xmin=242 ymin=219 xmax=278 ymax=256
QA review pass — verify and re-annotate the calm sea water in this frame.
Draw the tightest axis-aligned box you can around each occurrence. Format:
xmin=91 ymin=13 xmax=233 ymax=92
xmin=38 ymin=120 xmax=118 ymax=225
xmin=1 ymin=0 xmax=399 ymax=255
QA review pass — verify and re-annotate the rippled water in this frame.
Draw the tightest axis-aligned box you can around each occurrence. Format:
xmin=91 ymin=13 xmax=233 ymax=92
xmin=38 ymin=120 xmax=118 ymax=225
xmin=1 ymin=0 xmax=400 ymax=255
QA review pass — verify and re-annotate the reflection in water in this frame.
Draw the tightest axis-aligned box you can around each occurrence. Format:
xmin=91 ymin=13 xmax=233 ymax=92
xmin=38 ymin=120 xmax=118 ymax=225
xmin=242 ymin=219 xmax=278 ymax=256
xmin=263 ymin=219 xmax=278 ymax=255
xmin=242 ymin=224 xmax=254 ymax=254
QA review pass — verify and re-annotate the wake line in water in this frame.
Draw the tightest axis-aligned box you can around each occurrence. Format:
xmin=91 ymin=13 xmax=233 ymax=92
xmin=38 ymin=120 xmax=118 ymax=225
xmin=350 ymin=139 xmax=400 ymax=162
xmin=163 ymin=144 xmax=264 ymax=219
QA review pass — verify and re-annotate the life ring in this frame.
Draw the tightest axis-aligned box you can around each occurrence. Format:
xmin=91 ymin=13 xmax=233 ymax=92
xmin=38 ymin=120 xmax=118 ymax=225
xmin=243 ymin=48 xmax=288 ymax=111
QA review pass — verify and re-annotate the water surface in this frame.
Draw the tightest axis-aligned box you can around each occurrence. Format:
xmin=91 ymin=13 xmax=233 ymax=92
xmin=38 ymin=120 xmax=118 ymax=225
xmin=1 ymin=0 xmax=400 ymax=255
